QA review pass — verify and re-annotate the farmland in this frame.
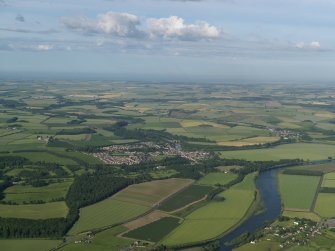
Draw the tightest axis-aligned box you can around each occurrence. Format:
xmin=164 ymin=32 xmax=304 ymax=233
xmin=197 ymin=172 xmax=238 ymax=186
xmin=111 ymin=178 xmax=193 ymax=207
xmin=1 ymin=82 xmax=335 ymax=250
xmin=69 ymin=179 xmax=192 ymax=234
xmin=124 ymin=217 xmax=181 ymax=242
xmin=3 ymin=180 xmax=72 ymax=204
xmin=158 ymin=185 xmax=213 ymax=212
xmin=61 ymin=226 xmax=132 ymax=251
xmin=161 ymin=173 xmax=256 ymax=246
xmin=69 ymin=199 xmax=150 ymax=235
xmin=220 ymin=143 xmax=335 ymax=161
xmin=278 ymin=174 xmax=320 ymax=210
xmin=0 ymin=239 xmax=62 ymax=251
xmin=314 ymin=193 xmax=335 ymax=218
xmin=0 ymin=202 xmax=68 ymax=219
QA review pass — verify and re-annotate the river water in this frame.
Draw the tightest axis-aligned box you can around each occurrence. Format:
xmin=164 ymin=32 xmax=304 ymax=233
xmin=219 ymin=169 xmax=281 ymax=250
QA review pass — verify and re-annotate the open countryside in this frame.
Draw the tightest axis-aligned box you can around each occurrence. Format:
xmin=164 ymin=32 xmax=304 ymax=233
xmin=0 ymin=80 xmax=335 ymax=251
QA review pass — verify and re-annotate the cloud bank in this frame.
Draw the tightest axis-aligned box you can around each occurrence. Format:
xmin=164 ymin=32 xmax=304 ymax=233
xmin=62 ymin=11 xmax=221 ymax=41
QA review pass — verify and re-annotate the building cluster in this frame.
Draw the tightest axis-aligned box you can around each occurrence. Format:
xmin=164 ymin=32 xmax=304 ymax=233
xmin=263 ymin=219 xmax=323 ymax=248
xmin=91 ymin=141 xmax=209 ymax=165
xmin=268 ymin=128 xmax=302 ymax=140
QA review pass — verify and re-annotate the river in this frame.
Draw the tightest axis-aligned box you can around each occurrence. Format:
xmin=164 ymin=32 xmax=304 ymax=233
xmin=219 ymin=169 xmax=281 ymax=250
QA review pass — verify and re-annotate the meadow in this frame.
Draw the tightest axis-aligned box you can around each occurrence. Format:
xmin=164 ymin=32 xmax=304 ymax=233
xmin=196 ymin=172 xmax=238 ymax=186
xmin=314 ymin=193 xmax=335 ymax=218
xmin=0 ymin=239 xmax=62 ymax=251
xmin=3 ymin=180 xmax=72 ymax=204
xmin=68 ymin=199 xmax=149 ymax=235
xmin=220 ymin=143 xmax=335 ymax=161
xmin=278 ymin=174 xmax=320 ymax=210
xmin=0 ymin=202 xmax=68 ymax=219
xmin=61 ymin=226 xmax=132 ymax=251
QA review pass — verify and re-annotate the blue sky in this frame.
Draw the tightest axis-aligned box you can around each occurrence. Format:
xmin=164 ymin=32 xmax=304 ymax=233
xmin=0 ymin=0 xmax=334 ymax=82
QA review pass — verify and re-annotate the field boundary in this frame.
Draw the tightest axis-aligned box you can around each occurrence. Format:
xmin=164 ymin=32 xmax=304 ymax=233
xmin=311 ymin=174 xmax=324 ymax=211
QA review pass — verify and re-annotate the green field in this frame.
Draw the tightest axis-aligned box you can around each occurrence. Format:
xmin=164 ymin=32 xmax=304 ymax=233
xmin=61 ymin=226 xmax=132 ymax=251
xmin=0 ymin=202 xmax=68 ymax=219
xmin=162 ymin=173 xmax=256 ymax=246
xmin=278 ymin=174 xmax=320 ymax=209
xmin=322 ymin=179 xmax=335 ymax=188
xmin=112 ymin=178 xmax=193 ymax=207
xmin=234 ymin=240 xmax=280 ymax=251
xmin=69 ymin=199 xmax=149 ymax=234
xmin=4 ymin=180 xmax=72 ymax=204
xmin=8 ymin=152 xmax=78 ymax=165
xmin=158 ymin=185 xmax=213 ymax=212
xmin=197 ymin=172 xmax=238 ymax=186
xmin=124 ymin=217 xmax=180 ymax=242
xmin=323 ymin=172 xmax=335 ymax=179
xmin=314 ymin=193 xmax=335 ymax=218
xmin=0 ymin=239 xmax=61 ymax=251
xmin=282 ymin=210 xmax=321 ymax=222
xmin=220 ymin=143 xmax=335 ymax=161
xmin=322 ymin=172 xmax=335 ymax=188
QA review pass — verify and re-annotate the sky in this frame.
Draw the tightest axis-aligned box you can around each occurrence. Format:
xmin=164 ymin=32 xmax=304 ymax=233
xmin=0 ymin=0 xmax=335 ymax=82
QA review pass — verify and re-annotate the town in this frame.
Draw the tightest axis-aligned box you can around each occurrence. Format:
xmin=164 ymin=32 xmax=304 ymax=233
xmin=90 ymin=141 xmax=210 ymax=165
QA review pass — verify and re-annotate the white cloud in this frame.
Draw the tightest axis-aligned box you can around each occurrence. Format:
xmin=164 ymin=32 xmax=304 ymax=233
xmin=295 ymin=42 xmax=305 ymax=49
xmin=147 ymin=16 xmax=220 ymax=40
xmin=96 ymin=12 xmax=141 ymax=37
xmin=34 ymin=44 xmax=53 ymax=51
xmin=295 ymin=41 xmax=321 ymax=50
xmin=61 ymin=16 xmax=98 ymax=34
xmin=62 ymin=12 xmax=221 ymax=41
xmin=62 ymin=12 xmax=143 ymax=37
xmin=310 ymin=41 xmax=321 ymax=49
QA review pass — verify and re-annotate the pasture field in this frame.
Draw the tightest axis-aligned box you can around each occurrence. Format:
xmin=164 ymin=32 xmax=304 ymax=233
xmin=158 ymin=185 xmax=213 ymax=212
xmin=218 ymin=136 xmax=280 ymax=146
xmin=162 ymin=173 xmax=256 ymax=246
xmin=314 ymin=193 xmax=335 ymax=218
xmin=61 ymin=226 xmax=132 ymax=251
xmin=124 ymin=217 xmax=180 ymax=242
xmin=323 ymin=172 xmax=335 ymax=179
xmin=322 ymin=179 xmax=335 ymax=188
xmin=3 ymin=180 xmax=72 ymax=204
xmin=149 ymin=169 xmax=178 ymax=179
xmin=112 ymin=178 xmax=193 ymax=207
xmin=6 ymin=151 xmax=77 ymax=165
xmin=291 ymin=163 xmax=335 ymax=173
xmin=69 ymin=199 xmax=149 ymax=235
xmin=0 ymin=239 xmax=62 ymax=251
xmin=278 ymin=174 xmax=320 ymax=210
xmin=282 ymin=210 xmax=321 ymax=222
xmin=197 ymin=172 xmax=238 ymax=186
xmin=220 ymin=143 xmax=335 ymax=161
xmin=0 ymin=202 xmax=68 ymax=219
xmin=234 ymin=240 xmax=280 ymax=251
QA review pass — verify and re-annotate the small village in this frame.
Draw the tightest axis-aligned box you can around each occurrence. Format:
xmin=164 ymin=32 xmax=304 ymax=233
xmin=262 ymin=218 xmax=324 ymax=248
xmin=90 ymin=141 xmax=209 ymax=165
xmin=268 ymin=128 xmax=302 ymax=140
